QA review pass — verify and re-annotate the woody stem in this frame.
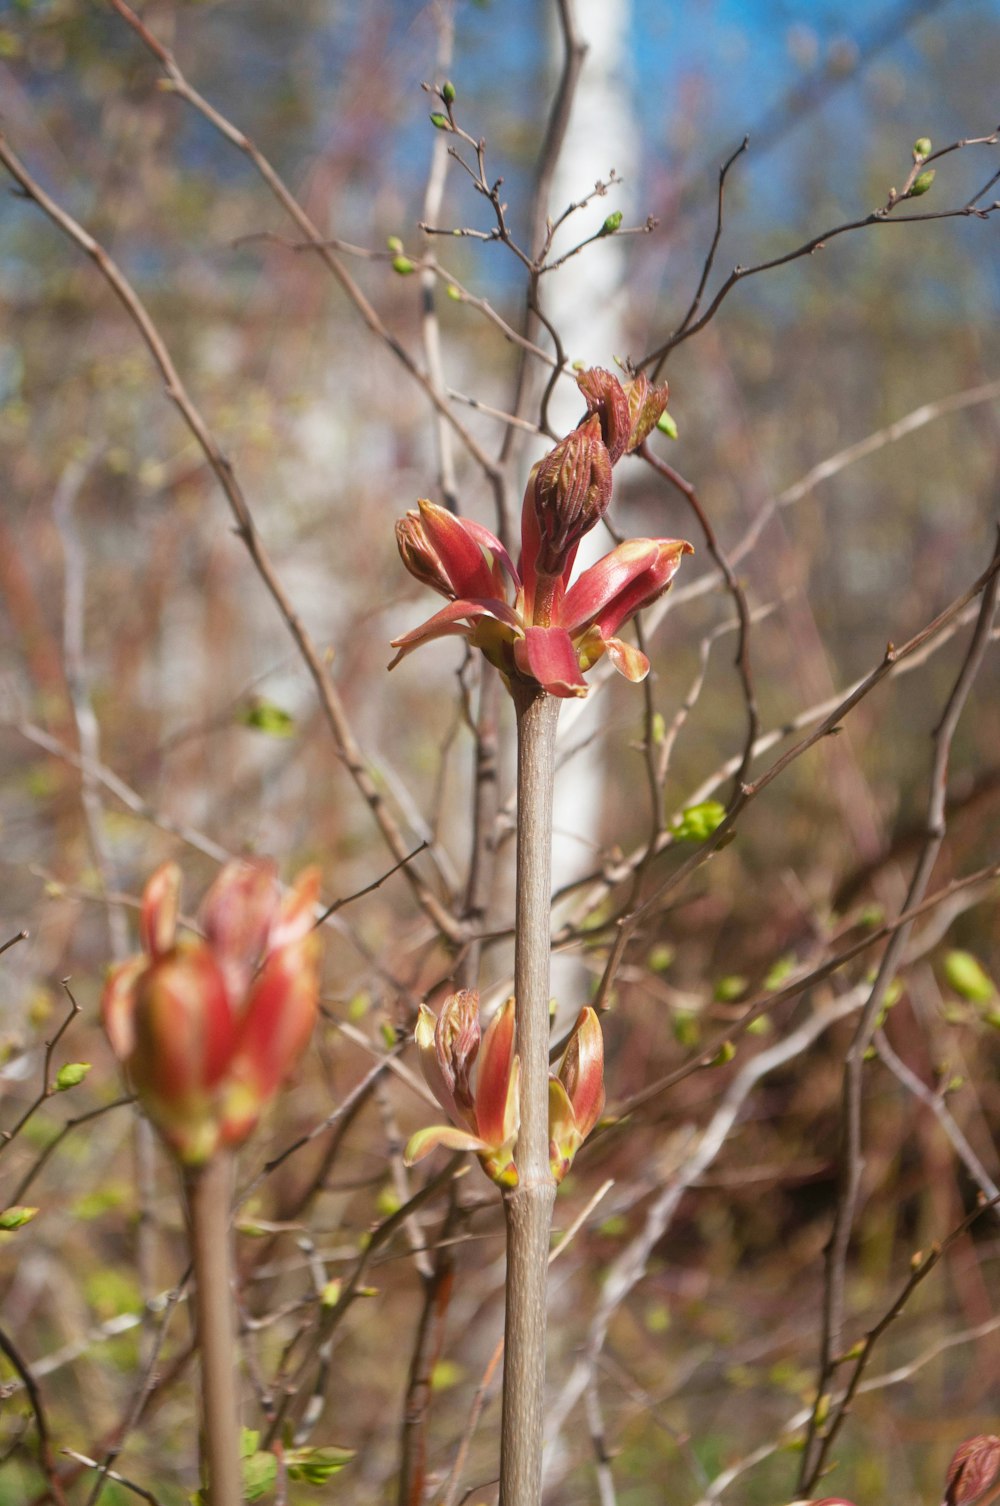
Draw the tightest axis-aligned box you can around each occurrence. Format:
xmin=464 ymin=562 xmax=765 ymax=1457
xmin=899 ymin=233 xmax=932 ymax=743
xmin=499 ymin=682 xmax=560 ymax=1506
xmin=185 ymin=1152 xmax=242 ymax=1506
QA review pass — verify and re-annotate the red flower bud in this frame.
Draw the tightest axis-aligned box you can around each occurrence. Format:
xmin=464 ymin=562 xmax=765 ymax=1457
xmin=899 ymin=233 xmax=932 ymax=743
xmin=576 ymin=367 xmax=671 ymax=459
xmin=528 ymin=414 xmax=613 ymax=578
xmin=576 ymin=368 xmax=632 ymax=463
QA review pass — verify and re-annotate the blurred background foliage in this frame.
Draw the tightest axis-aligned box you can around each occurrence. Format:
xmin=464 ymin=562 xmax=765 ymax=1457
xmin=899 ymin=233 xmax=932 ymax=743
xmin=1 ymin=1 xmax=999 ymax=1503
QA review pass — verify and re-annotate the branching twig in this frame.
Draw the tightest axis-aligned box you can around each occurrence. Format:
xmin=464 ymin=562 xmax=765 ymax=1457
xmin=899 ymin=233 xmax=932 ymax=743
xmin=0 ymin=132 xmax=463 ymax=946
xmin=799 ymin=530 xmax=1000 ymax=1491
xmin=642 ymin=126 xmax=1000 ymax=374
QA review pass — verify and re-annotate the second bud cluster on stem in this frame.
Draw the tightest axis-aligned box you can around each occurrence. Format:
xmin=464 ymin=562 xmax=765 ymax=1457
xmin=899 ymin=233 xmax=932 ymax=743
xmin=102 ymin=859 xmax=321 ymax=1166
xmin=404 ymin=990 xmax=605 ymax=1187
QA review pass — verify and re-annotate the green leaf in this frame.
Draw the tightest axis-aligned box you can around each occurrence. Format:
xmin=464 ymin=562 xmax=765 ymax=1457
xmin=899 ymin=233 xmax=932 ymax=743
xmin=285 ymin=1445 xmax=355 ymax=1484
xmin=392 ymin=255 xmax=416 ymax=275
xmin=242 ymin=1450 xmax=277 ymax=1501
xmin=0 ymin=1206 xmax=39 ymax=1229
xmin=601 ymin=210 xmax=623 ymax=235
xmin=240 ymin=699 xmax=296 ymax=738
xmin=672 ymin=799 xmax=726 ymax=842
xmin=656 ymin=410 xmax=678 ymax=440
xmin=428 ymin=112 xmax=450 ymax=130
xmin=55 ymin=1062 xmax=91 ymax=1091
xmin=943 ymin=949 xmax=996 ymax=1004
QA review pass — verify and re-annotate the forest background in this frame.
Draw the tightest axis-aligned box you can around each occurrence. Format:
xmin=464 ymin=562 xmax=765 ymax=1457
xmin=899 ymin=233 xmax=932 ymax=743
xmin=1 ymin=1 xmax=1000 ymax=1503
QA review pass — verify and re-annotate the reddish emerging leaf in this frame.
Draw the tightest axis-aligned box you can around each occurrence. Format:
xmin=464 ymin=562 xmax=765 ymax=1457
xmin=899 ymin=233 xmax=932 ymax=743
xmin=513 ymin=625 xmax=589 ymax=698
xmin=388 ymin=597 xmax=520 ymax=670
xmin=139 ymin=861 xmax=181 ymax=959
xmin=558 ymin=539 xmax=661 ymax=635
xmin=581 ymin=539 xmax=692 ymax=638
xmin=411 ymin=499 xmax=508 ymax=600
xmin=557 ymin=1007 xmax=606 ymax=1139
xmin=944 ymin=1436 xmax=1000 ymax=1506
xmin=101 ymin=956 xmax=146 ymax=1061
xmin=475 ymin=996 xmax=518 ymax=1148
xmin=267 ymin=866 xmax=321 ymax=953
xmin=200 ymin=858 xmax=278 ymax=1001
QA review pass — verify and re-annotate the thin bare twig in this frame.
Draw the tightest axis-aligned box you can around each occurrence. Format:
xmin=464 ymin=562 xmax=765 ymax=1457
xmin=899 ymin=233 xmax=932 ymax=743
xmin=0 ymin=131 xmax=463 ymax=945
xmin=639 ymin=444 xmax=759 ymax=797
xmin=589 ymin=546 xmax=1000 ymax=1012
xmin=0 ymin=1326 xmax=70 ymax=1506
xmin=642 ymin=126 xmax=1000 ymax=375
xmin=799 ymin=530 xmax=1000 ymax=1491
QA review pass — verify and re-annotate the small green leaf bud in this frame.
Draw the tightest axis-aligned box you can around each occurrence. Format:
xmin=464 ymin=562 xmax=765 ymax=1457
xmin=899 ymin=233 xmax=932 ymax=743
xmin=943 ymin=949 xmax=996 ymax=1004
xmin=55 ymin=1062 xmax=91 ymax=1091
xmin=445 ymin=283 xmax=462 ymax=300
xmin=709 ymin=1040 xmax=736 ymax=1066
xmin=601 ymin=210 xmax=624 ymax=235
xmin=910 ymin=168 xmax=936 ymax=196
xmin=0 ymin=1206 xmax=39 ymax=1230
xmin=386 ymin=234 xmax=404 ymax=254
xmin=912 ymin=136 xmax=932 ymax=161
xmin=656 ymin=410 xmax=679 ymax=440
xmin=392 ymin=255 xmax=416 ymax=275
xmin=672 ymin=799 xmax=725 ymax=842
xmin=429 ymin=111 xmax=450 ymax=131
xmin=714 ymin=975 xmax=747 ymax=1003
xmin=441 ymin=80 xmax=456 ymax=105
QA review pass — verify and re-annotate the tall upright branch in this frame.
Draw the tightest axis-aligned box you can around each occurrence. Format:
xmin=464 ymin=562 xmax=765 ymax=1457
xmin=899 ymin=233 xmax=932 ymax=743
xmin=499 ymin=683 xmax=561 ymax=1506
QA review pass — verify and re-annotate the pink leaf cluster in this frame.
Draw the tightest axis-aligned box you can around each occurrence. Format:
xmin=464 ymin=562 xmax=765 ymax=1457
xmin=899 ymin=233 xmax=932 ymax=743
xmin=390 ymin=367 xmax=692 ymax=698
xmin=405 ymin=992 xmax=604 ymax=1187
xmin=103 ymin=859 xmax=321 ymax=1165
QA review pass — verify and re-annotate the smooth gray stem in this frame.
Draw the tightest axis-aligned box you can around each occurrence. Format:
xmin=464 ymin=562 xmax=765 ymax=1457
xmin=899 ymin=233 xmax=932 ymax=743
xmin=499 ymin=685 xmax=560 ymax=1506
xmin=186 ymin=1154 xmax=242 ymax=1506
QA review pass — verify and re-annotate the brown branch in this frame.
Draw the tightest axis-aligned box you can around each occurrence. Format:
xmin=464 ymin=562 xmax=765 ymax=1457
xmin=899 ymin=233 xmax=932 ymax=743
xmin=0 ymin=130 xmax=463 ymax=946
xmin=613 ymin=859 xmax=1000 ymax=1117
xmin=671 ymin=136 xmax=749 ymax=342
xmin=9 ymin=1096 xmax=136 ymax=1206
xmin=0 ymin=983 xmax=81 ymax=1152
xmin=799 ymin=529 xmax=1000 ymax=1492
xmin=639 ymin=444 xmax=760 ymax=797
xmin=589 ymin=542 xmax=1000 ymax=1012
xmin=642 ymin=126 xmax=1000 ymax=375
xmin=0 ymin=1326 xmax=70 ymax=1506
xmin=810 ymin=1193 xmax=1000 ymax=1488
xmin=103 ymin=0 xmax=502 ymax=493
xmin=0 ymin=928 xmax=29 ymax=958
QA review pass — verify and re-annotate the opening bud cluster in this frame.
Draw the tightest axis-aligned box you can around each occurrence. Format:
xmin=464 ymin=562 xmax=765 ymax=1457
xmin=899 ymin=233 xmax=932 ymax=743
xmin=102 ymin=859 xmax=321 ymax=1165
xmin=404 ymin=991 xmax=605 ymax=1187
